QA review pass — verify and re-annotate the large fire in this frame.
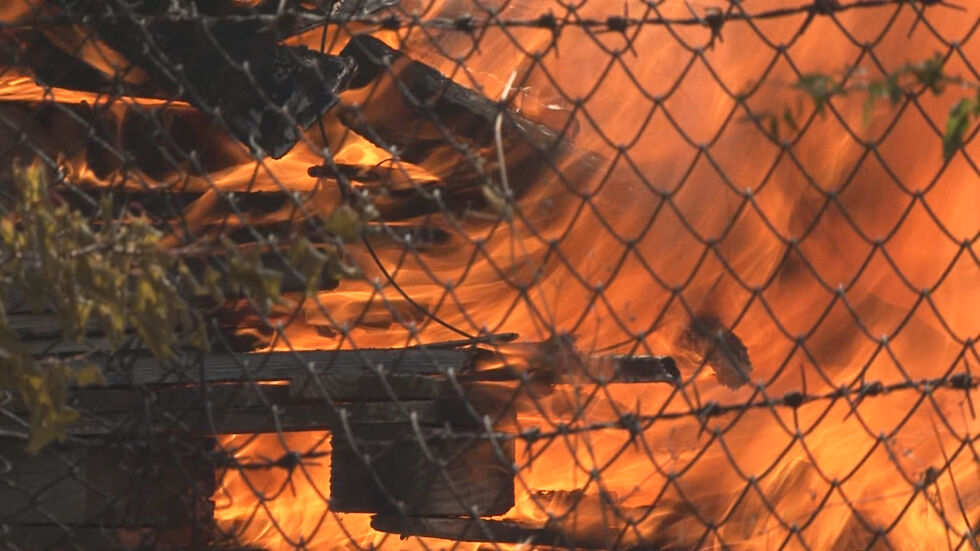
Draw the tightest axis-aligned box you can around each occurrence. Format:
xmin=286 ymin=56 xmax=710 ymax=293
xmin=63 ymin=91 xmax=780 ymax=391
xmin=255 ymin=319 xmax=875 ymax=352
xmin=3 ymin=0 xmax=979 ymax=549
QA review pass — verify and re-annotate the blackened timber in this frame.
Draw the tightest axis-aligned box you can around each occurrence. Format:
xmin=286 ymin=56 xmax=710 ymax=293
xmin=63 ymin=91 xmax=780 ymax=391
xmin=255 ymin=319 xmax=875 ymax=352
xmin=307 ymin=161 xmax=441 ymax=190
xmin=92 ymin=348 xmax=476 ymax=386
xmin=1 ymin=31 xmax=118 ymax=95
xmin=1 ymin=526 xmax=223 ymax=551
xmin=340 ymin=35 xmax=568 ymax=160
xmin=289 ymin=371 xmax=450 ymax=401
xmin=471 ymin=351 xmax=680 ymax=386
xmin=370 ymin=516 xmax=616 ymax=549
xmin=1 ymin=376 xmax=470 ymax=436
xmin=0 ymin=436 xmax=216 ymax=544
xmin=681 ymin=316 xmax=753 ymax=389
xmin=86 ymin=381 xmax=443 ymax=433
xmin=338 ymin=35 xmax=601 ymax=217
xmin=58 ymin=398 xmax=445 ymax=435
xmin=330 ymin=425 xmax=515 ymax=516
xmin=70 ymin=1 xmax=357 ymax=158
xmin=605 ymin=355 xmax=681 ymax=384
xmin=9 ymin=308 xmax=264 ymax=356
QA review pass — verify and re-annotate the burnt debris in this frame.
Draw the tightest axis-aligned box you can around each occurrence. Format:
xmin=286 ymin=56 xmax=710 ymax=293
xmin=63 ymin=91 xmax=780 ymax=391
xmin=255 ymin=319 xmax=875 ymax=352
xmin=337 ymin=34 xmax=600 ymax=215
xmin=681 ymin=316 xmax=753 ymax=389
xmin=30 ymin=1 xmax=359 ymax=158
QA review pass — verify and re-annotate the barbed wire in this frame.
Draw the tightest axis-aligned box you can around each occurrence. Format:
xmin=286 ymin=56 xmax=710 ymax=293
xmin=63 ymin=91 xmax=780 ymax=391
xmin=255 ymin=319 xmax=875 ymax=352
xmin=0 ymin=0 xmax=959 ymax=34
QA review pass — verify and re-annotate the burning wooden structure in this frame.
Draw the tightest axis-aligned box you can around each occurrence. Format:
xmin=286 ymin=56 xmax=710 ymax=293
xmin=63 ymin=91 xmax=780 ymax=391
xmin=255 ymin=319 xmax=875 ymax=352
xmin=3 ymin=304 xmax=680 ymax=548
xmin=2 ymin=0 xmax=980 ymax=550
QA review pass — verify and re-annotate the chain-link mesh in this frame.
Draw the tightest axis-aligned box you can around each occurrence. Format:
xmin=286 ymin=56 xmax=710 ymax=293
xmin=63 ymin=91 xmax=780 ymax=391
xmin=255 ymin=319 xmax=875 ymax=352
xmin=1 ymin=0 xmax=978 ymax=549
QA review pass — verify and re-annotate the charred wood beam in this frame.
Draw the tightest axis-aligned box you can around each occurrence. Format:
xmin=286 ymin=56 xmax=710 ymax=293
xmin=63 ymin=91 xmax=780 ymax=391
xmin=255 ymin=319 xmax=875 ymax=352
xmin=87 ymin=347 xmax=677 ymax=388
xmin=377 ymin=512 xmax=657 ymax=550
xmin=1 ymin=370 xmax=489 ymax=437
xmin=473 ymin=338 xmax=681 ymax=386
xmin=92 ymin=347 xmax=477 ymax=386
xmin=0 ymin=372 xmax=477 ymax=436
xmin=64 ymin=396 xmax=444 ymax=435
xmin=0 ymin=526 xmax=240 ymax=551
xmin=47 ymin=2 xmax=357 ymax=158
xmin=605 ymin=355 xmax=681 ymax=384
xmin=186 ymin=219 xmax=454 ymax=252
xmin=308 ymin=161 xmax=440 ymax=189
xmin=681 ymin=315 xmax=753 ymax=389
xmin=336 ymin=35 xmax=602 ymax=218
xmin=288 ymin=370 xmax=451 ymax=401
xmin=370 ymin=515 xmax=618 ymax=549
xmin=0 ymin=436 xmax=216 ymax=544
xmin=339 ymin=34 xmax=572 ymax=162
xmin=330 ymin=424 xmax=515 ymax=516
xmin=471 ymin=354 xmax=679 ymax=386
xmin=17 ymin=327 xmax=263 ymax=357
xmin=0 ymin=31 xmax=122 ymax=95
xmin=328 ymin=0 xmax=401 ymax=18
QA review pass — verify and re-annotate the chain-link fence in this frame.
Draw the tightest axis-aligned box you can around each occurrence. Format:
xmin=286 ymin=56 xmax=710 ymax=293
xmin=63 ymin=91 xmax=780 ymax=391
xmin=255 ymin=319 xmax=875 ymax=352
xmin=1 ymin=0 xmax=978 ymax=549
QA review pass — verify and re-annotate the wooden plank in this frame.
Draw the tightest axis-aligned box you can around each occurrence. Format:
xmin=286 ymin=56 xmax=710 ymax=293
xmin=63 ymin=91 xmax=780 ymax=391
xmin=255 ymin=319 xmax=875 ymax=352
xmin=0 ymin=525 xmax=221 ymax=551
xmin=2 ymin=382 xmax=449 ymax=436
xmin=0 ymin=437 xmax=215 ymax=528
xmin=20 ymin=330 xmax=263 ymax=356
xmin=471 ymin=352 xmax=680 ymax=385
xmin=93 ymin=348 xmax=475 ymax=386
xmin=74 ymin=376 xmax=448 ymax=410
xmin=330 ymin=426 xmax=515 ymax=516
xmin=289 ymin=371 xmax=450 ymax=401
xmin=599 ymin=355 xmax=680 ymax=384
xmin=370 ymin=515 xmax=617 ymax=549
xmin=59 ymin=400 xmax=442 ymax=435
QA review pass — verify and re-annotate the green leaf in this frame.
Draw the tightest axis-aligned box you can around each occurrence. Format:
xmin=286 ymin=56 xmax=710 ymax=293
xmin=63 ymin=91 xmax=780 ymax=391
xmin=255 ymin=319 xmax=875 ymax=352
xmin=227 ymin=249 xmax=283 ymax=312
xmin=782 ymin=107 xmax=798 ymax=133
xmin=0 ymin=218 xmax=13 ymax=244
xmin=323 ymin=204 xmax=363 ymax=242
xmin=767 ymin=115 xmax=779 ymax=139
xmin=74 ymin=363 xmax=105 ymax=387
xmin=0 ymin=162 xmax=205 ymax=451
xmin=288 ymin=236 xmax=328 ymax=297
xmin=795 ymin=73 xmax=843 ymax=115
xmin=909 ymin=54 xmax=946 ymax=95
xmin=26 ymin=408 xmax=76 ymax=454
xmin=943 ymin=98 xmax=975 ymax=162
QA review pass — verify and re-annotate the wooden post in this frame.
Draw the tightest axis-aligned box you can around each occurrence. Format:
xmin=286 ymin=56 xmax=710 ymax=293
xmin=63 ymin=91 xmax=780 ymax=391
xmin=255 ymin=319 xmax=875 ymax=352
xmin=330 ymin=425 xmax=515 ymax=517
xmin=0 ymin=435 xmax=216 ymax=550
